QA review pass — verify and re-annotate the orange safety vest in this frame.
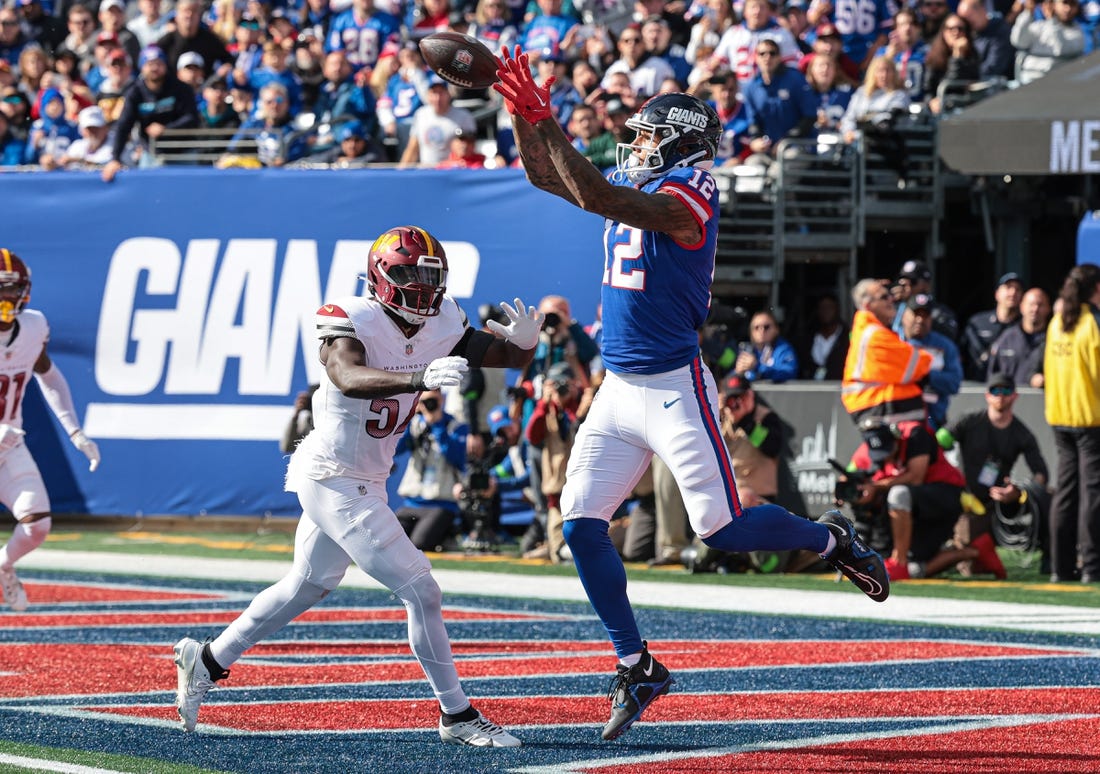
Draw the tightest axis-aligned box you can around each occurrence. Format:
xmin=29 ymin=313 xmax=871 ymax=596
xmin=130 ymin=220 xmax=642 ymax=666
xmin=842 ymin=310 xmax=933 ymax=422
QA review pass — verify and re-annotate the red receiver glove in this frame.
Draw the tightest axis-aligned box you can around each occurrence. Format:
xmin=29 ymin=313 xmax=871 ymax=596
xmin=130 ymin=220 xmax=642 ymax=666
xmin=494 ymin=45 xmax=556 ymax=124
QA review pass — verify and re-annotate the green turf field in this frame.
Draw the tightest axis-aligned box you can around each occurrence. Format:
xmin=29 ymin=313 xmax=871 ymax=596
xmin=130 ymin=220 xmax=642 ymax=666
xmin=38 ymin=523 xmax=1100 ymax=608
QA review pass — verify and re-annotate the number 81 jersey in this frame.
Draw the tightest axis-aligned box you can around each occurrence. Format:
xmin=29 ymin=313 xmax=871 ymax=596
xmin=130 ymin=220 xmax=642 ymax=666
xmin=286 ymin=295 xmax=468 ymax=489
xmin=0 ymin=309 xmax=49 ymax=432
xmin=600 ymin=165 xmax=720 ymax=376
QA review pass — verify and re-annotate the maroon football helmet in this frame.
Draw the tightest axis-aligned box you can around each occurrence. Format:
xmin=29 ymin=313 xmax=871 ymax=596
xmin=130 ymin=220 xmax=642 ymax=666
xmin=366 ymin=226 xmax=448 ymax=324
xmin=0 ymin=249 xmax=31 ymax=324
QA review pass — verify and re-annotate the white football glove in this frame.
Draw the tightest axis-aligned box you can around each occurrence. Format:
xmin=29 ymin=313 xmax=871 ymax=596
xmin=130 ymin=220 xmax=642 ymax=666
xmin=419 ymin=356 xmax=469 ymax=390
xmin=485 ymin=298 xmax=545 ymax=351
xmin=70 ymin=429 xmax=100 ymax=472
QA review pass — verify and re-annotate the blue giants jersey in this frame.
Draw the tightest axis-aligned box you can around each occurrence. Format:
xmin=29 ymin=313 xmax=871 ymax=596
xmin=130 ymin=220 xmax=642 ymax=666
xmin=600 ymin=165 xmax=720 ymax=375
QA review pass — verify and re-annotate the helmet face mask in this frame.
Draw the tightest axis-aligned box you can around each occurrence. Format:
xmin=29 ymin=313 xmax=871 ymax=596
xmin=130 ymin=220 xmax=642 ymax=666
xmin=614 ymin=93 xmax=722 ymax=185
xmin=0 ymin=249 xmax=31 ymax=325
xmin=366 ymin=226 xmax=448 ymax=325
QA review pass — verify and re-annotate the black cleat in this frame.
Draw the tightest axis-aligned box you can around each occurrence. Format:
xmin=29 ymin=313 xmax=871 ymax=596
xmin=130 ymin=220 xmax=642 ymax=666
xmin=819 ymin=510 xmax=890 ymax=602
xmin=601 ymin=642 xmax=674 ymax=741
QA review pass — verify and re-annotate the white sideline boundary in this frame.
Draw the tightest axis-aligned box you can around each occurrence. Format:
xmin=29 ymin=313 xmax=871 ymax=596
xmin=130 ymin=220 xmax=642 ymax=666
xmin=20 ymin=549 xmax=1100 ymax=637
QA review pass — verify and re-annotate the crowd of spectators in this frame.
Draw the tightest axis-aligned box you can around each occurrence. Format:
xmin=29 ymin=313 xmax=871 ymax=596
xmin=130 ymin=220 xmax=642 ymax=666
xmin=0 ymin=0 xmax=1096 ymax=172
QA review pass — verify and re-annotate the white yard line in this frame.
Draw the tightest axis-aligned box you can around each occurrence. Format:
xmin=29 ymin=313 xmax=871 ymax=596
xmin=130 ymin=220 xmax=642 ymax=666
xmin=20 ymin=549 xmax=1100 ymax=637
xmin=0 ymin=753 xmax=129 ymax=774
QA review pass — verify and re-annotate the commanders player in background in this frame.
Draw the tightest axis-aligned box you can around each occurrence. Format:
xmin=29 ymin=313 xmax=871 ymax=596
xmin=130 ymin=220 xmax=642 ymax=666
xmin=174 ymin=226 xmax=541 ymax=747
xmin=0 ymin=249 xmax=100 ymax=612
xmin=494 ymin=48 xmax=890 ymax=743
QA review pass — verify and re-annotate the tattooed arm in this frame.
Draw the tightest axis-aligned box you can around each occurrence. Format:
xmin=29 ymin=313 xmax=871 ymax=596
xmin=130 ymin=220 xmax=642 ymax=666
xmin=530 ymin=115 xmax=702 ymax=246
xmin=512 ymin=115 xmax=580 ymax=207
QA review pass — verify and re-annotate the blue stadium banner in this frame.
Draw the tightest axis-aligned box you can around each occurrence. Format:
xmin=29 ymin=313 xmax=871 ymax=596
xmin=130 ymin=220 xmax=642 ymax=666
xmin=5 ymin=169 xmax=604 ymax=517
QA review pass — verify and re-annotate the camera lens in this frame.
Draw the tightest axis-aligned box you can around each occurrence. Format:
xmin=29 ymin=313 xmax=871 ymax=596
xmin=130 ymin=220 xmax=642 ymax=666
xmin=543 ymin=312 xmax=561 ymax=330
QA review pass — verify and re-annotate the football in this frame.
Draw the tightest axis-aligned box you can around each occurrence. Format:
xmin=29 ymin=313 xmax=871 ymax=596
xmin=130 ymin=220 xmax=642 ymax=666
xmin=418 ymin=32 xmax=500 ymax=90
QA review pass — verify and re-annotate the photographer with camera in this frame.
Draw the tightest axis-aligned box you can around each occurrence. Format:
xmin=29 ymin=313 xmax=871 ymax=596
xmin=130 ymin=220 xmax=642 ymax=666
xmin=454 ymin=431 xmax=501 ymax=552
xmin=394 ymin=389 xmax=470 ymax=552
xmin=525 ymin=362 xmax=584 ymax=563
xmin=838 ymin=420 xmax=1004 ymax=581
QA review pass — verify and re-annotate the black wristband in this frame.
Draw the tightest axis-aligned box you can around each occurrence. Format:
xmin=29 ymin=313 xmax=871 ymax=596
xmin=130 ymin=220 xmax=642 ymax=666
xmin=409 ymin=371 xmax=427 ymax=392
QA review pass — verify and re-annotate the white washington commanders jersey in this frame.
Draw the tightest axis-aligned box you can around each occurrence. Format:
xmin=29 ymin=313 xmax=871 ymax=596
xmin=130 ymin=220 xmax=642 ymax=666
xmin=0 ymin=309 xmax=49 ymax=432
xmin=286 ymin=295 xmax=470 ymax=488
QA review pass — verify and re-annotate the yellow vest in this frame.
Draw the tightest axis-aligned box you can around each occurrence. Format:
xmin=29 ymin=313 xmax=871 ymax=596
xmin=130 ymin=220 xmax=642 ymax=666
xmin=1044 ymin=304 xmax=1100 ymax=429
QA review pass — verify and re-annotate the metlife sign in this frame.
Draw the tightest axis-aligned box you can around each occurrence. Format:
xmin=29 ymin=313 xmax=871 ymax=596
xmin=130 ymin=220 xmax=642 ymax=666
xmin=5 ymin=169 xmax=602 ymax=517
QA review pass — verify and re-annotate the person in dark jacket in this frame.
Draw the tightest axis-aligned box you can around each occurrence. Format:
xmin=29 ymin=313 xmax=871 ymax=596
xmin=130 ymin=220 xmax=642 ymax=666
xmin=923 ymin=13 xmax=981 ymax=112
xmin=955 ymin=0 xmax=1015 ymax=79
xmin=101 ymin=44 xmax=198 ymax=182
xmin=154 ymin=0 xmax=231 ymax=79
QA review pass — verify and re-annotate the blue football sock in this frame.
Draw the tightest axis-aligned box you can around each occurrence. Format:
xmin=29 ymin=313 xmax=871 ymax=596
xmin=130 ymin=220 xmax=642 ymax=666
xmin=563 ymin=518 xmax=643 ymax=658
xmin=702 ymin=503 xmax=831 ymax=554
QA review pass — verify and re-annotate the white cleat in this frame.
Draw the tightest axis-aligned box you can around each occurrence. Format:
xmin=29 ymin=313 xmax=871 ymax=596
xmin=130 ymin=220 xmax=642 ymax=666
xmin=174 ymin=637 xmax=218 ymax=732
xmin=439 ymin=710 xmax=522 ymax=747
xmin=0 ymin=566 xmax=27 ymax=612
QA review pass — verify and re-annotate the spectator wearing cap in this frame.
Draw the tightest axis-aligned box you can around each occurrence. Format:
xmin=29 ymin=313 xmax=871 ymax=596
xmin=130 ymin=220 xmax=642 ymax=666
xmin=843 ymin=278 xmax=934 ymax=428
xmin=535 ymin=46 xmax=581 ymax=129
xmin=127 ymin=0 xmax=169 ymax=49
xmin=247 ymin=40 xmax=302 ymax=117
xmin=93 ymin=46 xmax=132 ymax=123
xmin=0 ymin=86 xmax=30 ymax=143
xmin=24 ymin=86 xmax=78 ymax=166
xmin=155 ymin=0 xmax=232 ymax=80
xmin=435 ymin=125 xmax=487 ymax=168
xmin=102 ymin=44 xmax=199 ymax=182
xmin=17 ymin=0 xmax=65 ymax=56
xmin=942 ymin=372 xmax=1050 ymax=571
xmin=711 ymin=0 xmax=801 ymax=87
xmin=581 ymin=95 xmax=632 ymax=172
xmin=228 ymin=13 xmax=265 ymax=87
xmin=97 ymin=0 xmax=140 ymax=69
xmin=735 ymin=310 xmax=799 ymax=383
xmin=741 ymin=35 xmax=817 ymax=162
xmin=0 ymin=109 xmax=25 ymax=165
xmin=467 ymin=0 xmax=519 ymax=58
xmin=311 ymin=49 xmax=377 ymax=138
xmin=874 ymin=8 xmax=927 ymax=100
xmin=85 ymin=30 xmax=123 ymax=93
xmin=601 ymin=22 xmax=676 ymax=98
xmin=805 ymin=0 xmax=896 ymax=70
xmin=56 ymin=103 xmax=112 ymax=166
xmin=223 ymin=81 xmax=307 ymax=166
xmin=721 ymin=373 xmax=786 ymax=505
xmin=891 ymin=259 xmax=959 ymax=342
xmin=962 ymin=272 xmax=1024 ymax=381
xmin=797 ymin=22 xmax=863 ymax=83
xmin=197 ymin=72 xmax=240 ymax=130
xmin=520 ymin=0 xmax=578 ymax=60
xmin=898 ymin=292 xmax=962 ymax=429
xmin=989 ymin=287 xmax=1051 ymax=388
xmin=324 ymin=0 xmax=402 ymax=75
xmin=327 ymin=119 xmax=383 ymax=166
xmin=844 ymin=419 xmax=995 ymax=581
xmin=0 ymin=6 xmax=29 ymax=72
xmin=1010 ymin=0 xmax=1086 ymax=85
xmin=176 ymin=50 xmax=207 ymax=97
xmin=399 ymin=75 xmax=475 ymax=167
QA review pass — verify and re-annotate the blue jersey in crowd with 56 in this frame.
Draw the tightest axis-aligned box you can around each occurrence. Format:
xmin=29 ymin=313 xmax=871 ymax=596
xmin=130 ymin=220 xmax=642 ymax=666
xmin=599 ymin=165 xmax=720 ymax=375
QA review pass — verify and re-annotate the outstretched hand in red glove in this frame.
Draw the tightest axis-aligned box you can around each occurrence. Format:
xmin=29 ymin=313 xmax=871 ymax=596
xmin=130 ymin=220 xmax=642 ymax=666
xmin=494 ymin=46 xmax=556 ymax=124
